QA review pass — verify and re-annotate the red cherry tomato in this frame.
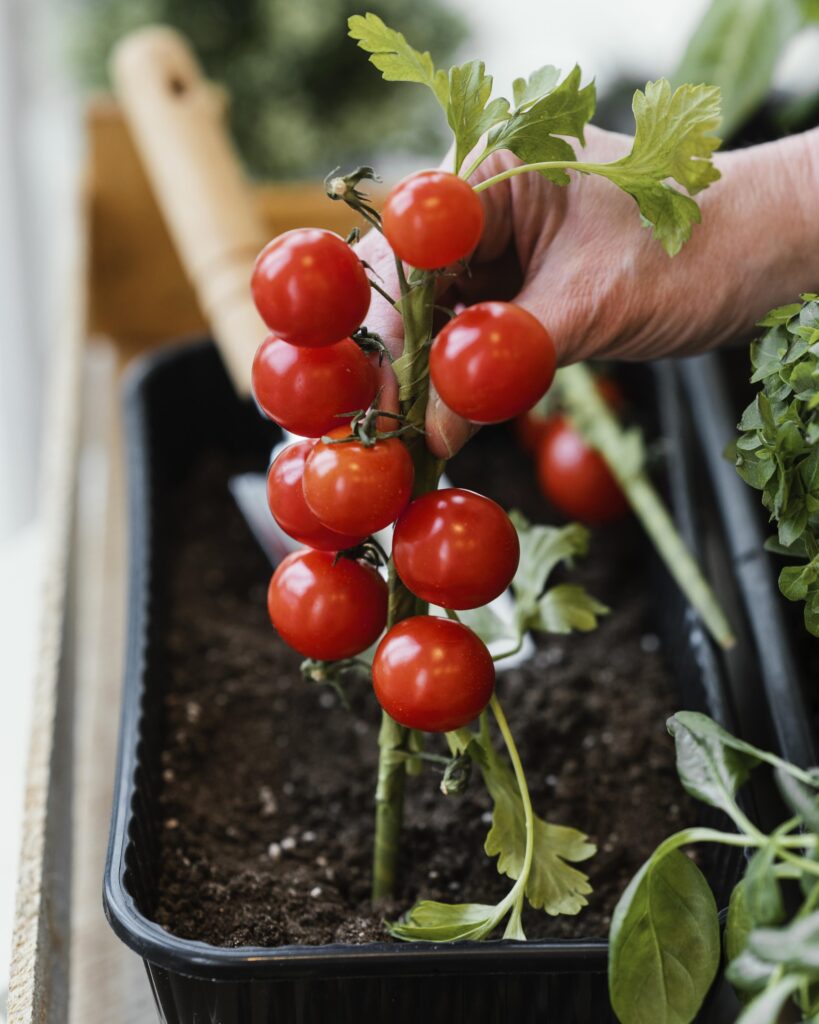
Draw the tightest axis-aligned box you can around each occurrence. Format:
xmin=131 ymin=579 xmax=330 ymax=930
xmin=267 ymin=442 xmax=365 ymax=551
xmin=536 ymin=416 xmax=628 ymax=524
xmin=393 ymin=489 xmax=519 ymax=610
xmin=303 ymin=428 xmax=415 ymax=537
xmin=382 ymin=171 xmax=484 ymax=270
xmin=252 ymin=335 xmax=377 ymax=438
xmin=267 ymin=549 xmax=387 ymax=661
xmin=251 ymin=228 xmax=371 ymax=347
xmin=372 ymin=616 xmax=495 ymax=732
xmin=430 ymin=301 xmax=556 ymax=424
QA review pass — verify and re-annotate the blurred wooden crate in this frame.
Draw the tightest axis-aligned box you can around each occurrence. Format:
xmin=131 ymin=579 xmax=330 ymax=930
xmin=7 ymin=98 xmax=370 ymax=1024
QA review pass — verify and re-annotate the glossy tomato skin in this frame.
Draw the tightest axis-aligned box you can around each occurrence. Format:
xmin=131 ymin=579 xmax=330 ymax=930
xmin=251 ymin=228 xmax=371 ymax=347
xmin=302 ymin=427 xmax=414 ymax=537
xmin=537 ymin=416 xmax=629 ymax=524
xmin=393 ymin=488 xmax=519 ymax=609
xmin=382 ymin=171 xmax=484 ymax=270
xmin=267 ymin=549 xmax=387 ymax=660
xmin=372 ymin=616 xmax=494 ymax=732
xmin=267 ymin=442 xmax=365 ymax=551
xmin=430 ymin=301 xmax=556 ymax=424
xmin=252 ymin=335 xmax=377 ymax=438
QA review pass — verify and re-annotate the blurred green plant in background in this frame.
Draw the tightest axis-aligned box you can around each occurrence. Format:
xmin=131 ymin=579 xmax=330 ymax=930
xmin=70 ymin=0 xmax=466 ymax=178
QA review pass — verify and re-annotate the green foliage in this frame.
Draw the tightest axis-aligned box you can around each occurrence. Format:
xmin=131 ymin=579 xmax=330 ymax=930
xmin=735 ymin=295 xmax=819 ymax=636
xmin=609 ymin=712 xmax=819 ymax=1024
xmin=67 ymin=0 xmax=465 ymax=178
xmin=673 ymin=0 xmax=805 ymax=140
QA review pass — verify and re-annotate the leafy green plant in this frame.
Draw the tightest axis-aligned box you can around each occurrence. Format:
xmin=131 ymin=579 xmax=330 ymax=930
xmin=735 ymin=295 xmax=819 ymax=636
xmin=255 ymin=12 xmax=729 ymax=945
xmin=609 ymin=711 xmax=819 ymax=1024
xmin=673 ymin=0 xmax=819 ymax=140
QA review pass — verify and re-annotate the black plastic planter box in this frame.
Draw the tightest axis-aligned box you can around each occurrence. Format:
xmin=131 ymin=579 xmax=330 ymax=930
xmin=680 ymin=353 xmax=819 ymax=770
xmin=106 ymin=342 xmax=762 ymax=1024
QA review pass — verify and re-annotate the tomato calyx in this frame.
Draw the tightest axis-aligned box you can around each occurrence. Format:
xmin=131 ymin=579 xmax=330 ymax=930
xmin=301 ymin=655 xmax=371 ymax=711
xmin=333 ymin=536 xmax=390 ymax=571
xmin=325 ymin=164 xmax=383 ymax=230
xmin=322 ymin=387 xmax=422 ymax=448
xmin=351 ymin=325 xmax=394 ymax=366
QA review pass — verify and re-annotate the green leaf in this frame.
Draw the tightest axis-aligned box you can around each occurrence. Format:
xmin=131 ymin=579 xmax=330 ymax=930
xmin=534 ymin=584 xmax=609 ymax=634
xmin=512 ymin=65 xmax=560 ymax=110
xmin=474 ymin=738 xmax=595 ymax=915
xmin=725 ymin=881 xmax=753 ymax=964
xmin=348 ymin=13 xmax=449 ymax=108
xmin=744 ymin=845 xmax=785 ymax=928
xmin=457 ymin=603 xmax=520 ymax=651
xmin=588 ymin=80 xmax=722 ymax=255
xmin=726 ymin=946 xmax=777 ymax=994
xmin=672 ymin=0 xmax=802 ymax=139
xmin=779 ymin=557 xmax=819 ymax=601
xmin=485 ymin=66 xmax=596 ymax=185
xmin=734 ymin=975 xmax=806 ymax=1024
xmin=775 ymin=767 xmax=819 ymax=833
xmin=447 ymin=60 xmax=510 ymax=174
xmin=667 ymin=712 xmax=760 ymax=820
xmin=608 ymin=848 xmax=720 ymax=1024
xmin=387 ymin=899 xmax=503 ymax=942
xmin=509 ymin=512 xmax=590 ymax=614
xmin=747 ymin=910 xmax=819 ymax=971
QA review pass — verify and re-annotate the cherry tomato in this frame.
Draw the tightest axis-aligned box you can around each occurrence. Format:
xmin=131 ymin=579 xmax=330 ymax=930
xmin=382 ymin=171 xmax=484 ymax=270
xmin=430 ymin=301 xmax=556 ymax=424
xmin=267 ymin=442 xmax=365 ymax=551
xmin=267 ymin=549 xmax=387 ymax=660
xmin=393 ymin=488 xmax=519 ymax=610
xmin=372 ymin=616 xmax=494 ymax=732
xmin=536 ymin=416 xmax=628 ymax=524
xmin=251 ymin=228 xmax=371 ymax=347
xmin=252 ymin=335 xmax=377 ymax=438
xmin=515 ymin=377 xmax=624 ymax=454
xmin=303 ymin=428 xmax=414 ymax=537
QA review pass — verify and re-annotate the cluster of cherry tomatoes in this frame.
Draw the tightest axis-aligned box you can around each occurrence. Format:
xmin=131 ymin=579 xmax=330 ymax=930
xmin=251 ymin=169 xmax=559 ymax=733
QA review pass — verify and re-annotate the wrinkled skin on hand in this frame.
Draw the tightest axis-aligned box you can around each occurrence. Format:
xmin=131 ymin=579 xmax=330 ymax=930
xmin=359 ymin=124 xmax=819 ymax=458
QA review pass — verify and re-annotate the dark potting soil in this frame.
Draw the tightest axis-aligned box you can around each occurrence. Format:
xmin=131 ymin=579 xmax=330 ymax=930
xmin=153 ymin=425 xmax=695 ymax=947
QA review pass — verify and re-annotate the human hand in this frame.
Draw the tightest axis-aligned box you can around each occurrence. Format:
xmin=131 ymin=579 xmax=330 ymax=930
xmin=358 ymin=124 xmax=819 ymax=458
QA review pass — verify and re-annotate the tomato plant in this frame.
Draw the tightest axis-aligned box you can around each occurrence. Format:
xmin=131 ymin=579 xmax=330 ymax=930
xmin=382 ymin=170 xmax=484 ymax=270
xmin=372 ymin=616 xmax=495 ymax=732
xmin=537 ymin=416 xmax=628 ymax=525
xmin=252 ymin=335 xmax=377 ymax=438
xmin=430 ymin=301 xmax=557 ymax=423
xmin=393 ymin=488 xmax=519 ymax=609
xmin=302 ymin=427 xmax=415 ymax=537
xmin=267 ymin=549 xmax=387 ymax=660
xmin=267 ymin=441 xmax=365 ymax=551
xmin=251 ymin=228 xmax=371 ymax=347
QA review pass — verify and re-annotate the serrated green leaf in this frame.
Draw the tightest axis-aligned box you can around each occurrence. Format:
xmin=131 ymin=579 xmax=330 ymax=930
xmin=586 ymin=80 xmax=721 ymax=256
xmin=474 ymin=739 xmax=595 ymax=916
xmin=508 ymin=513 xmax=590 ymax=614
xmin=512 ymin=64 xmax=560 ymax=110
xmin=387 ymin=899 xmax=502 ymax=942
xmin=534 ymin=584 xmax=609 ymax=634
xmin=485 ymin=66 xmax=595 ymax=185
xmin=609 ymin=848 xmax=720 ymax=1024
xmin=348 ymin=13 xmax=449 ymax=108
xmin=446 ymin=60 xmax=510 ymax=174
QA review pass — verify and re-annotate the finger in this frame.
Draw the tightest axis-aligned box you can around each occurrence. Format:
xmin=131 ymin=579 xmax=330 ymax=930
xmin=425 ymin=382 xmax=478 ymax=459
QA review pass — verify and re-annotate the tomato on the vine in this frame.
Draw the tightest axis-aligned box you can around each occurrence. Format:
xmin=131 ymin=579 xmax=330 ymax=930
xmin=372 ymin=616 xmax=494 ymax=732
xmin=267 ymin=549 xmax=387 ymax=661
xmin=267 ymin=441 xmax=366 ymax=551
xmin=251 ymin=228 xmax=371 ymax=347
xmin=537 ymin=416 xmax=628 ymax=524
xmin=515 ymin=376 xmax=624 ymax=453
xmin=302 ymin=427 xmax=414 ymax=537
xmin=393 ymin=488 xmax=519 ymax=610
xmin=382 ymin=170 xmax=484 ymax=270
xmin=252 ymin=335 xmax=377 ymax=438
xmin=430 ymin=301 xmax=556 ymax=424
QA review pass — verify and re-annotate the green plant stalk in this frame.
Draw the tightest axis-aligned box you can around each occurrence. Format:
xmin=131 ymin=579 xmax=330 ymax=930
xmin=371 ymin=270 xmax=441 ymax=904
xmin=557 ymin=362 xmax=735 ymax=649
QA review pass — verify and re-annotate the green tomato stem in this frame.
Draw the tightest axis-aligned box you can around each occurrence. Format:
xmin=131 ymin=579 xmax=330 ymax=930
xmin=556 ymin=362 xmax=735 ymax=650
xmin=371 ymin=271 xmax=439 ymax=906
xmin=472 ymin=159 xmax=606 ymax=193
